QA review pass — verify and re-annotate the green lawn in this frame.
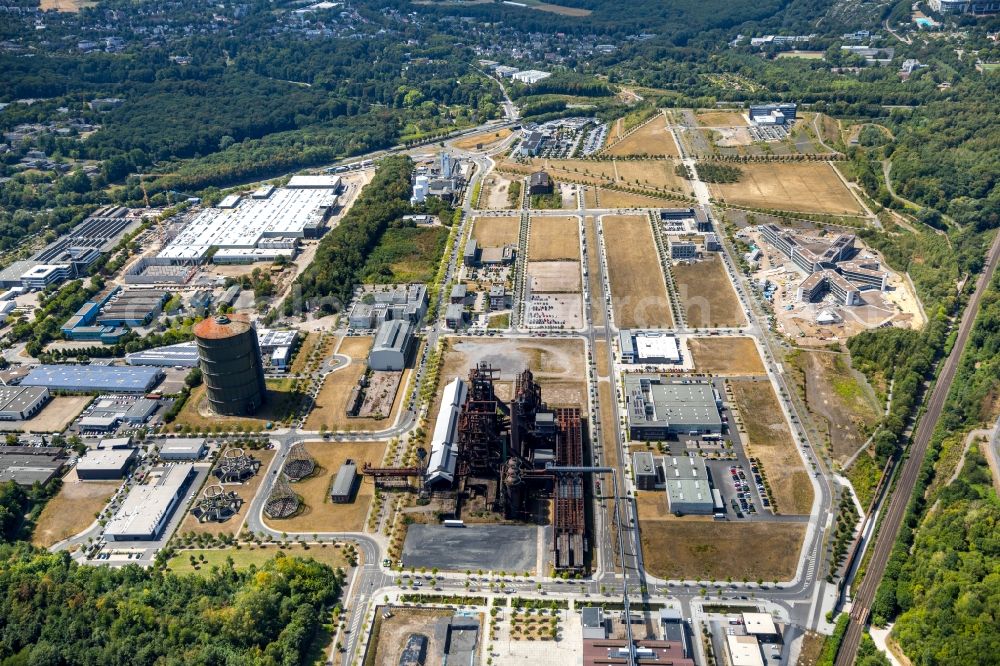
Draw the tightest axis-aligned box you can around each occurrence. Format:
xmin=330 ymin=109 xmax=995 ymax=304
xmin=166 ymin=544 xmax=351 ymax=575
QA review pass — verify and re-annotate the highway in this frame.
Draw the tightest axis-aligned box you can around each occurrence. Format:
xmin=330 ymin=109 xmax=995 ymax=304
xmin=835 ymin=231 xmax=1000 ymax=666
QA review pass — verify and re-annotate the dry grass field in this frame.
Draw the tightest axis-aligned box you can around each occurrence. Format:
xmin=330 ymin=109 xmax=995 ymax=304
xmin=594 ymin=340 xmax=610 ymax=377
xmin=264 ymin=440 xmax=386 ymax=533
xmin=178 ymin=449 xmax=276 ymax=537
xmin=32 ymin=469 xmax=115 ymax=548
xmin=39 ymin=0 xmax=95 ymax=10
xmin=166 ymin=543 xmax=351 ymax=575
xmin=479 ymin=172 xmax=517 ymax=210
xmin=0 ymin=396 xmax=92 ymax=433
xmin=613 ymin=160 xmax=688 ymax=191
xmin=672 ymin=256 xmax=745 ymax=328
xmin=637 ymin=510 xmax=806 ymax=582
xmin=695 ymin=110 xmax=748 ymax=127
xmin=174 ymin=378 xmax=303 ymax=432
xmin=602 ymin=215 xmax=672 ymax=328
xmin=788 ymin=351 xmax=881 ymax=464
xmin=688 ymin=337 xmax=765 ymax=376
xmin=530 ymin=1 xmax=592 ymax=16
xmin=472 ymin=216 xmax=520 ymax=246
xmin=604 ymin=114 xmax=680 ymax=157
xmin=528 ymin=216 xmax=580 ymax=261
xmin=290 ymin=332 xmax=334 ymax=375
xmin=304 ymin=337 xmax=408 ymax=431
xmin=451 ymin=128 xmax=512 ymax=151
xmin=709 ymin=162 xmax=864 ymax=215
xmin=584 ymin=216 xmax=606 ymax=327
xmin=585 ymin=187 xmax=680 ymax=209
xmin=527 ymin=260 xmax=581 ymax=293
xmin=730 ymin=379 xmax=814 ymax=515
xmin=503 ymin=158 xmax=686 ymax=194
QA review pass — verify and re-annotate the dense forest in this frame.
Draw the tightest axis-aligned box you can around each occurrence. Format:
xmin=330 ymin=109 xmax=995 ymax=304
xmin=289 ymin=156 xmax=414 ymax=312
xmin=0 ymin=543 xmax=344 ymax=665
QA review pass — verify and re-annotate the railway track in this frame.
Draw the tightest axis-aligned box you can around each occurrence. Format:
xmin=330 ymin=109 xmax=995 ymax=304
xmin=836 ymin=233 xmax=1000 ymax=665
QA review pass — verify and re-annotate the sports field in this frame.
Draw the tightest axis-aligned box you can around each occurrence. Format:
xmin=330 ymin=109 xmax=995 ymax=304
xmin=636 ymin=509 xmax=805 ymax=582
xmin=687 ymin=337 xmax=765 ymax=375
xmin=263 ymin=440 xmax=386 ymax=533
xmin=671 ymin=256 xmax=744 ymax=328
xmin=472 ymin=215 xmax=520 ymax=246
xmin=528 ymin=216 xmax=580 ymax=261
xmin=729 ymin=379 xmax=814 ymax=515
xmin=604 ymin=113 xmax=680 ymax=157
xmin=708 ymin=162 xmax=864 ymax=215
xmin=602 ymin=215 xmax=672 ymax=328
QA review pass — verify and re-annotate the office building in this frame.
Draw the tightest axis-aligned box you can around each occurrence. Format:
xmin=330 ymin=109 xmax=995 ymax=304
xmin=347 ymin=284 xmax=427 ymax=329
xmin=618 ymin=330 xmax=683 ymax=365
xmin=664 ymin=455 xmax=714 ymax=515
xmin=633 ymin=451 xmax=659 ymax=490
xmin=748 ymin=103 xmax=798 ymax=126
xmin=624 ymin=376 xmax=722 ymax=440
xmin=669 ymin=239 xmax=697 ymax=259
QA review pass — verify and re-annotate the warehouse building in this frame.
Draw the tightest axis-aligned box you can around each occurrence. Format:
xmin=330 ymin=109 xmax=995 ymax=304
xmin=104 ymin=464 xmax=195 ymax=541
xmin=77 ymin=394 xmax=159 ymax=434
xmin=368 ymin=319 xmax=414 ymax=371
xmin=96 ymin=289 xmax=169 ymax=327
xmin=157 ymin=180 xmax=339 ymax=264
xmin=664 ymin=455 xmax=714 ymax=515
xmin=425 ymin=378 xmax=467 ymax=487
xmin=624 ymin=376 xmax=722 ymax=440
xmin=76 ymin=447 xmax=139 ymax=480
xmin=726 ymin=635 xmax=764 ymax=666
xmin=127 ymin=328 xmax=295 ymax=369
xmin=0 ymin=446 xmax=65 ymax=485
xmin=0 ymin=385 xmax=49 ymax=421
xmin=618 ymin=330 xmax=683 ymax=365
xmin=330 ymin=459 xmax=358 ymax=503
xmin=22 ymin=365 xmax=163 ymax=394
xmin=159 ymin=438 xmax=207 ymax=461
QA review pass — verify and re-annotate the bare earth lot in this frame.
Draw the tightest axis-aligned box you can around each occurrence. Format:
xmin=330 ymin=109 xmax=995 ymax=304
xmin=602 ymin=215 xmax=672 ymax=328
xmin=263 ymin=440 xmax=386 ymax=533
xmin=372 ymin=608 xmax=454 ymax=666
xmin=480 ymin=173 xmax=517 ymax=210
xmin=0 ymin=396 xmax=92 ymax=433
xmin=472 ymin=215 xmax=520 ymax=246
xmin=32 ymin=469 xmax=115 ymax=548
xmin=604 ymin=113 xmax=680 ymax=157
xmin=178 ymin=448 xmax=276 ymax=537
xmin=709 ymin=162 xmax=864 ymax=216
xmin=729 ymin=379 xmax=814 ymax=515
xmin=671 ymin=256 xmax=745 ymax=328
xmin=527 ymin=260 xmax=581 ymax=293
xmin=688 ymin=337 xmax=765 ymax=376
xmin=636 ymin=507 xmax=805 ymax=582
xmin=529 ymin=216 xmax=580 ymax=261
xmin=451 ymin=127 xmax=512 ymax=151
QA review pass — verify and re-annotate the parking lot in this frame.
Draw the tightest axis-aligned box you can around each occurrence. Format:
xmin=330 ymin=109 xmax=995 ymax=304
xmin=402 ymin=524 xmax=539 ymax=572
xmin=748 ymin=124 xmax=789 ymax=142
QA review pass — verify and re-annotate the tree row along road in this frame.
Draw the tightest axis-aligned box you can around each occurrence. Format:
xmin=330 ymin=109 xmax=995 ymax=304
xmin=836 ymin=232 xmax=1000 ymax=666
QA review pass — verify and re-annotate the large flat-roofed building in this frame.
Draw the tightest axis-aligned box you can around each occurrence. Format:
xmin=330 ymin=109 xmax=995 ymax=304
xmin=76 ymin=447 xmax=138 ymax=480
xmin=624 ymin=376 xmax=722 ymax=440
xmin=157 ymin=182 xmax=338 ymax=264
xmin=583 ymin=639 xmax=695 ymax=666
xmin=20 ymin=264 xmax=72 ymax=289
xmin=0 ymin=447 xmax=65 ymax=486
xmin=749 ymin=103 xmax=798 ymax=126
xmin=742 ymin=612 xmax=780 ymax=640
xmin=104 ymin=464 xmax=195 ymax=541
xmin=618 ymin=330 xmax=683 ymax=365
xmin=664 ymin=455 xmax=714 ymax=515
xmin=796 ymin=269 xmax=861 ymax=306
xmin=22 ymin=365 xmax=163 ymax=394
xmin=127 ymin=328 xmax=296 ymax=369
xmin=425 ymin=377 xmax=467 ymax=487
xmin=159 ymin=438 xmax=207 ymax=460
xmin=348 ymin=284 xmax=428 ymax=329
xmin=368 ymin=319 xmax=414 ymax=371
xmin=660 ymin=206 xmax=711 ymax=232
xmin=76 ymin=394 xmax=159 ymax=433
xmin=0 ymin=385 xmax=49 ymax=420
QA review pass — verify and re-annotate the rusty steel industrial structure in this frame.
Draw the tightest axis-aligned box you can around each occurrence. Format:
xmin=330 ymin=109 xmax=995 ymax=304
xmin=193 ymin=314 xmax=267 ymax=416
xmin=365 ymin=363 xmax=587 ymax=572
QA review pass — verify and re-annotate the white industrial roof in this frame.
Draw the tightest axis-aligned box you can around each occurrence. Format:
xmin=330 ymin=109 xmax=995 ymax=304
xmin=426 ymin=378 xmax=466 ymax=485
xmin=104 ymin=464 xmax=193 ymax=538
xmin=287 ymin=174 xmax=342 ymax=188
xmin=77 ymin=448 xmax=134 ymax=471
xmin=742 ymin=613 xmax=778 ymax=636
xmin=635 ymin=332 xmax=681 ymax=361
xmin=726 ymin=635 xmax=764 ymax=666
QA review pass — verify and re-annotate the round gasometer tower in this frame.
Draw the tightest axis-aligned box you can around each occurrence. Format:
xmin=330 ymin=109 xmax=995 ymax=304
xmin=193 ymin=314 xmax=266 ymax=416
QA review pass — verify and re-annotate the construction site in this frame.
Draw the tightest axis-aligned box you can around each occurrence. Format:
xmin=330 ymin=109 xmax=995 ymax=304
xmin=368 ymin=364 xmax=588 ymax=573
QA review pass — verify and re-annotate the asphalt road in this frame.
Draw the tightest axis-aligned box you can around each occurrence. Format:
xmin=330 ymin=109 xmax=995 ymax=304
xmin=835 ymin=232 xmax=1000 ymax=666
